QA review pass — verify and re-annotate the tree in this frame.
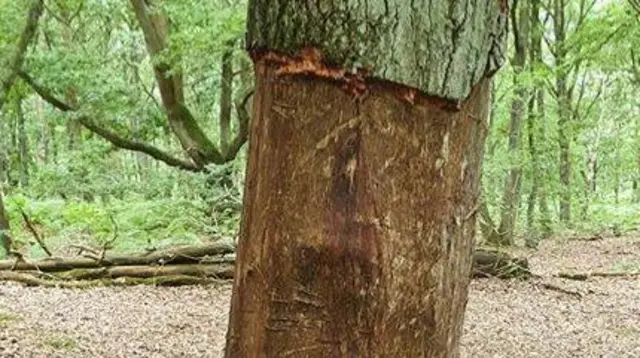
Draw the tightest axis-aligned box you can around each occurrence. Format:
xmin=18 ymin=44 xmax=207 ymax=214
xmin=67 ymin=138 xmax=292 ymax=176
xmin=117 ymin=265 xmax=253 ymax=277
xmin=225 ymin=1 xmax=507 ymax=357
xmin=17 ymin=0 xmax=251 ymax=175
xmin=488 ymin=0 xmax=531 ymax=246
xmin=0 ymin=190 xmax=12 ymax=256
xmin=0 ymin=0 xmax=44 ymax=256
xmin=0 ymin=0 xmax=44 ymax=111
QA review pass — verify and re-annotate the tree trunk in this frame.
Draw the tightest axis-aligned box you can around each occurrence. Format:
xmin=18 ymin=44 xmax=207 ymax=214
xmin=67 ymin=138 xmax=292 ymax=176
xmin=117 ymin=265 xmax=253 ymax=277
xmin=17 ymin=95 xmax=29 ymax=188
xmin=494 ymin=0 xmax=530 ymax=246
xmin=0 ymin=191 xmax=13 ymax=256
xmin=526 ymin=0 xmax=550 ymax=246
xmin=525 ymin=94 xmax=539 ymax=247
xmin=535 ymin=71 xmax=552 ymax=239
xmin=553 ymin=0 xmax=572 ymax=224
xmin=0 ymin=0 xmax=45 ymax=110
xmin=225 ymin=1 xmax=506 ymax=357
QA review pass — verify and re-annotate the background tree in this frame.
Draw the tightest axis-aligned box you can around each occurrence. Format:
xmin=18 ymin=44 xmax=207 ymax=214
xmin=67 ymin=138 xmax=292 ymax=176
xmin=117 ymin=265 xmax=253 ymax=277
xmin=481 ymin=0 xmax=639 ymax=246
xmin=486 ymin=0 xmax=531 ymax=246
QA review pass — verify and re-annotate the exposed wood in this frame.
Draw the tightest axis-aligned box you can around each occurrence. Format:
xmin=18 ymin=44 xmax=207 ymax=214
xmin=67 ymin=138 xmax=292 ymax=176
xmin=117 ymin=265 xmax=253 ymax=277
xmin=227 ymin=0 xmax=508 ymax=354
xmin=226 ymin=64 xmax=493 ymax=358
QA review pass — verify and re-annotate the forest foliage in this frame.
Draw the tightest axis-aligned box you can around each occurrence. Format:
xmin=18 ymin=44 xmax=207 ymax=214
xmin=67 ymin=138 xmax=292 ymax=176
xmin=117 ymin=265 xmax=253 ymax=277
xmin=1 ymin=0 xmax=639 ymax=258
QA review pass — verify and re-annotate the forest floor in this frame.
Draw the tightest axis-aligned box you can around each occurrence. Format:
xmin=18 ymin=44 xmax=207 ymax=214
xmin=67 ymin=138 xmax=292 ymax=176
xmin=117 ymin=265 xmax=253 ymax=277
xmin=1 ymin=235 xmax=639 ymax=357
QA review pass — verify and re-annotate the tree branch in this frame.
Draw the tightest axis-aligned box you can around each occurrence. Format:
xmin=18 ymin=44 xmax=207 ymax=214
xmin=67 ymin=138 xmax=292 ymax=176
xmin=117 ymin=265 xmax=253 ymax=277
xmin=0 ymin=0 xmax=45 ymax=110
xmin=219 ymin=43 xmax=235 ymax=155
xmin=129 ymin=0 xmax=230 ymax=167
xmin=76 ymin=116 xmax=201 ymax=172
xmin=225 ymin=89 xmax=253 ymax=161
xmin=18 ymin=70 xmax=202 ymax=172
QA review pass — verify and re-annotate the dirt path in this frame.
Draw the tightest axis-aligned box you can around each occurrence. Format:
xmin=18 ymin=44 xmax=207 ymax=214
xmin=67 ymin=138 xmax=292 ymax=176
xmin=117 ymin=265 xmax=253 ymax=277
xmin=1 ymin=236 xmax=639 ymax=357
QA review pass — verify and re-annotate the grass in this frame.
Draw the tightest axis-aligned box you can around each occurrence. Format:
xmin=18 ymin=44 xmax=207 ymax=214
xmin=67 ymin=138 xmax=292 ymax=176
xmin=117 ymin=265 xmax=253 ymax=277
xmin=42 ymin=333 xmax=78 ymax=351
xmin=0 ymin=311 xmax=20 ymax=327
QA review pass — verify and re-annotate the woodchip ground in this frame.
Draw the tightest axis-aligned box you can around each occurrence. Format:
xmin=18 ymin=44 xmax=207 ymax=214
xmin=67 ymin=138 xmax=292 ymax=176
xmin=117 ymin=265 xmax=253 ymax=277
xmin=1 ymin=235 xmax=639 ymax=357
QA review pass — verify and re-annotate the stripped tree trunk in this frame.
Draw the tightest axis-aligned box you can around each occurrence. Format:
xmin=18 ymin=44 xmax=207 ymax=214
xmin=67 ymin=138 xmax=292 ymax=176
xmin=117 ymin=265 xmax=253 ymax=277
xmin=225 ymin=1 xmax=507 ymax=357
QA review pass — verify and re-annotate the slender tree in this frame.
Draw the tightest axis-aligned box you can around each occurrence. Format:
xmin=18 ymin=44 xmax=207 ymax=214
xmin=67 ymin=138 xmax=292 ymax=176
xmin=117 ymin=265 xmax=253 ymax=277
xmin=0 ymin=0 xmax=44 ymax=111
xmin=491 ymin=0 xmax=531 ymax=246
xmin=225 ymin=1 xmax=507 ymax=356
xmin=0 ymin=190 xmax=12 ymax=256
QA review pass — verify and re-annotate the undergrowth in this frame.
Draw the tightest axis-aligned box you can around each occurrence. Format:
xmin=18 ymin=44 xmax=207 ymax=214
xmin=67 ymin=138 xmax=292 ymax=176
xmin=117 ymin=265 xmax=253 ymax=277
xmin=1 ymin=193 xmax=240 ymax=259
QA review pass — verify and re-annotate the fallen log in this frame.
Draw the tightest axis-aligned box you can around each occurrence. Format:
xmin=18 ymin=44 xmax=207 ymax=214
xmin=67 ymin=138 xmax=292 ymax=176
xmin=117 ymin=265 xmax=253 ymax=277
xmin=0 ymin=271 xmax=223 ymax=288
xmin=0 ymin=243 xmax=530 ymax=287
xmin=0 ymin=263 xmax=234 ymax=287
xmin=52 ymin=263 xmax=235 ymax=280
xmin=0 ymin=241 xmax=235 ymax=271
xmin=0 ymin=243 xmax=527 ymax=279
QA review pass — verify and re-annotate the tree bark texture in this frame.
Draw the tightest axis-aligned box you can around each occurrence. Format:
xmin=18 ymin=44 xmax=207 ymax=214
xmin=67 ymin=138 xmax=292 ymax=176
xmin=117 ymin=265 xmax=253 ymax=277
xmin=245 ymin=0 xmax=506 ymax=102
xmin=226 ymin=65 xmax=491 ymax=358
xmin=226 ymin=2 xmax=504 ymax=356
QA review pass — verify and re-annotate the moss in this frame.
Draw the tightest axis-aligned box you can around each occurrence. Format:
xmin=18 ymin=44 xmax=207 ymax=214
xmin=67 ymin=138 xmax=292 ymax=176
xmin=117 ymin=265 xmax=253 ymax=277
xmin=0 ymin=311 xmax=20 ymax=327
xmin=42 ymin=334 xmax=78 ymax=351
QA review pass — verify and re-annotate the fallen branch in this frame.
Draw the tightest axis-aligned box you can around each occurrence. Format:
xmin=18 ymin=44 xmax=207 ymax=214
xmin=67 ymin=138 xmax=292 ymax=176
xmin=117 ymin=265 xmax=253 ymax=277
xmin=471 ymin=249 xmax=531 ymax=279
xmin=20 ymin=209 xmax=52 ymax=257
xmin=0 ymin=243 xmax=530 ymax=287
xmin=557 ymin=271 xmax=640 ymax=281
xmin=0 ymin=271 xmax=224 ymax=288
xmin=538 ymin=282 xmax=584 ymax=298
xmin=0 ymin=241 xmax=235 ymax=271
